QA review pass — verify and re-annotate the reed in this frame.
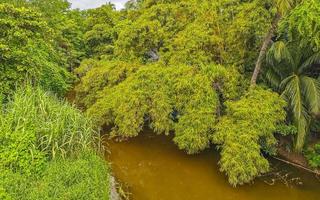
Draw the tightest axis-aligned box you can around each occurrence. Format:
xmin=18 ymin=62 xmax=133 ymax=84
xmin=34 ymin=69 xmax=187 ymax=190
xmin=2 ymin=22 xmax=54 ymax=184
xmin=0 ymin=86 xmax=101 ymax=161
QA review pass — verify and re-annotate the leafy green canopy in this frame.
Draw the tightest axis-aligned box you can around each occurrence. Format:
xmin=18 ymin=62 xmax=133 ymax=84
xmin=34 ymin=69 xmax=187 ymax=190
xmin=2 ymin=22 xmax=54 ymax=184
xmin=85 ymin=0 xmax=275 ymax=72
xmin=76 ymin=61 xmax=240 ymax=154
xmin=212 ymin=87 xmax=287 ymax=186
xmin=74 ymin=0 xmax=291 ymax=186
xmin=0 ymin=4 xmax=73 ymax=96
xmin=75 ymin=59 xmax=142 ymax=108
xmin=84 ymin=4 xmax=119 ymax=58
xmin=305 ymin=143 xmax=320 ymax=169
xmin=266 ymin=41 xmax=320 ymax=151
xmin=0 ymin=0 xmax=86 ymax=69
xmin=279 ymin=0 xmax=320 ymax=50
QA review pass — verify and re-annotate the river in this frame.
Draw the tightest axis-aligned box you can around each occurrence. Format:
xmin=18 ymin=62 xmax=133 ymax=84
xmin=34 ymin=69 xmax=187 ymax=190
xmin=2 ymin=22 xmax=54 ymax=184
xmin=106 ymin=129 xmax=320 ymax=200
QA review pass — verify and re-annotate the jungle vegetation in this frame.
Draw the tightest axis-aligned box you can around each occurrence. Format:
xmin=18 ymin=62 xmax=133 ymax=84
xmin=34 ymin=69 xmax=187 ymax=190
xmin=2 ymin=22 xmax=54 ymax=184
xmin=0 ymin=1 xmax=109 ymax=199
xmin=0 ymin=0 xmax=320 ymax=195
xmin=74 ymin=0 xmax=320 ymax=186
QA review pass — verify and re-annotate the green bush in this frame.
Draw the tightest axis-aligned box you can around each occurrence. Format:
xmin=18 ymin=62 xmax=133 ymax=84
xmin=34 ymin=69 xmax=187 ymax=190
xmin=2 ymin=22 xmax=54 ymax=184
xmin=0 ymin=4 xmax=73 ymax=97
xmin=0 ymin=87 xmax=109 ymax=200
xmin=75 ymin=59 xmax=142 ymax=108
xmin=0 ymin=167 xmax=30 ymax=200
xmin=29 ymin=152 xmax=110 ymax=200
xmin=305 ymin=144 xmax=320 ymax=169
xmin=0 ymin=86 xmax=99 ymax=172
xmin=1 ymin=152 xmax=110 ymax=200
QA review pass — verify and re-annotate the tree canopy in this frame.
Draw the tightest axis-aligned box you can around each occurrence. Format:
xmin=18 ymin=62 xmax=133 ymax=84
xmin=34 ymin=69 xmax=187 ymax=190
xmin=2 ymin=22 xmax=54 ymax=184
xmin=0 ymin=4 xmax=72 ymax=96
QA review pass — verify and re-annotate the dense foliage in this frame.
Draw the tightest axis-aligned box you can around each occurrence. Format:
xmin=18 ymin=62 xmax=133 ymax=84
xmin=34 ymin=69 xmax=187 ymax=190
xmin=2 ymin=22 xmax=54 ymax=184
xmin=212 ymin=87 xmax=287 ymax=185
xmin=0 ymin=87 xmax=109 ymax=199
xmin=305 ymin=143 xmax=320 ymax=169
xmin=71 ymin=0 xmax=320 ymax=186
xmin=87 ymin=64 xmax=239 ymax=154
xmin=1 ymin=0 xmax=320 ymax=190
xmin=1 ymin=152 xmax=109 ymax=200
xmin=266 ymin=0 xmax=320 ymax=151
xmin=0 ymin=4 xmax=73 ymax=96
xmin=74 ymin=0 xmax=293 ymax=186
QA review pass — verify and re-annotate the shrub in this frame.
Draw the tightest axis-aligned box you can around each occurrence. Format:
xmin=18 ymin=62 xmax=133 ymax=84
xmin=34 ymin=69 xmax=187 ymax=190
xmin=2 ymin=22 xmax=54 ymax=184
xmin=29 ymin=152 xmax=110 ymax=200
xmin=305 ymin=144 xmax=320 ymax=169
xmin=0 ymin=86 xmax=109 ymax=199
xmin=0 ymin=86 xmax=99 ymax=166
xmin=0 ymin=152 xmax=110 ymax=200
xmin=0 ymin=4 xmax=73 ymax=97
xmin=74 ymin=59 xmax=142 ymax=108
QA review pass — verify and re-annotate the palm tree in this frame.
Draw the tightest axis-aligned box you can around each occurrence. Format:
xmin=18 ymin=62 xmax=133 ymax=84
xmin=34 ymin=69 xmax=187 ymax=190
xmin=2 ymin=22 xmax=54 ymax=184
xmin=251 ymin=0 xmax=301 ymax=86
xmin=266 ymin=41 xmax=320 ymax=152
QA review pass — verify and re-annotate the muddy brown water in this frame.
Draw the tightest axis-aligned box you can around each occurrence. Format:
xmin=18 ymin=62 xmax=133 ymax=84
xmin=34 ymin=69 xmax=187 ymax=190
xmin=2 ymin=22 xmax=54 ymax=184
xmin=106 ymin=129 xmax=320 ymax=200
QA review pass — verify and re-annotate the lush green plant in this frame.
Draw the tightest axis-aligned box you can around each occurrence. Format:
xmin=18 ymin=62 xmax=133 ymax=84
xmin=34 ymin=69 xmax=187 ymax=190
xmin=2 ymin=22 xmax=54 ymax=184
xmin=74 ymin=0 xmax=299 ymax=186
xmin=0 ymin=87 xmax=109 ymax=199
xmin=0 ymin=152 xmax=110 ymax=200
xmin=82 ymin=63 xmax=241 ymax=154
xmin=279 ymin=0 xmax=320 ymax=50
xmin=0 ymin=0 xmax=87 ymax=69
xmin=250 ymin=0 xmax=301 ymax=85
xmin=0 ymin=167 xmax=30 ymax=200
xmin=87 ymin=64 xmax=217 ymax=153
xmin=2 ymin=0 xmax=316 ymax=189
xmin=84 ymin=4 xmax=119 ymax=58
xmin=275 ymin=124 xmax=297 ymax=136
xmin=0 ymin=3 xmax=73 ymax=96
xmin=28 ymin=152 xmax=110 ymax=200
xmin=0 ymin=86 xmax=99 ymax=164
xmin=266 ymin=41 xmax=320 ymax=151
xmin=104 ymin=0 xmax=277 ymax=70
xmin=75 ymin=59 xmax=142 ymax=108
xmin=305 ymin=143 xmax=320 ymax=169
xmin=264 ymin=1 xmax=320 ymax=151
xmin=212 ymin=87 xmax=287 ymax=186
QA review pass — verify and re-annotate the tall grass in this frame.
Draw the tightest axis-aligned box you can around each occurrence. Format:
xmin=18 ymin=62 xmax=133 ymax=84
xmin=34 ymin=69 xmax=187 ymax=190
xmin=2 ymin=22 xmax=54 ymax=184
xmin=0 ymin=86 xmax=110 ymax=200
xmin=0 ymin=86 xmax=101 ymax=167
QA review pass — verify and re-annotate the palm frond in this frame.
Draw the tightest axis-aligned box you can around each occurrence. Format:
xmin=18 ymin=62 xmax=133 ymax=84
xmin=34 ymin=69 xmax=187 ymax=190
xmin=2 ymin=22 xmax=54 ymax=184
xmin=294 ymin=114 xmax=309 ymax=151
xmin=266 ymin=68 xmax=282 ymax=89
xmin=301 ymin=76 xmax=320 ymax=114
xmin=279 ymin=74 xmax=295 ymax=92
xmin=299 ymin=51 xmax=320 ymax=74
xmin=281 ymin=75 xmax=303 ymax=118
xmin=281 ymin=75 xmax=310 ymax=151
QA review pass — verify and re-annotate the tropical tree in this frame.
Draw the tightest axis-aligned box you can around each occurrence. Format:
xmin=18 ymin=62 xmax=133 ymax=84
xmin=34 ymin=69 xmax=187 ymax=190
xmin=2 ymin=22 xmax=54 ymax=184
xmin=84 ymin=4 xmax=119 ymax=58
xmin=266 ymin=41 xmax=320 ymax=151
xmin=265 ymin=0 xmax=320 ymax=151
xmin=0 ymin=3 xmax=73 ymax=96
xmin=251 ymin=0 xmax=301 ymax=86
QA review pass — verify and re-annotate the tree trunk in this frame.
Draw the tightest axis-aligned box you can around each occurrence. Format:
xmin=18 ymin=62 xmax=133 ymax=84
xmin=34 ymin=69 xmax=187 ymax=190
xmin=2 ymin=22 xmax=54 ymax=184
xmin=250 ymin=13 xmax=282 ymax=86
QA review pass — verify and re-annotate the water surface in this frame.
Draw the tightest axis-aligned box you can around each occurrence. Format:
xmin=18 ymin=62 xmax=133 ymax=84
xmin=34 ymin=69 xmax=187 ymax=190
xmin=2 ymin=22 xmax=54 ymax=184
xmin=106 ymin=130 xmax=320 ymax=200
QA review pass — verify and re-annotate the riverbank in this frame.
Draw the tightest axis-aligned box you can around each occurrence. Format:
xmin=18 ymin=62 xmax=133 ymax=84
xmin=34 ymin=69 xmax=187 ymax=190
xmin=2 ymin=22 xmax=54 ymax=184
xmin=277 ymin=136 xmax=320 ymax=175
